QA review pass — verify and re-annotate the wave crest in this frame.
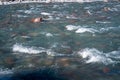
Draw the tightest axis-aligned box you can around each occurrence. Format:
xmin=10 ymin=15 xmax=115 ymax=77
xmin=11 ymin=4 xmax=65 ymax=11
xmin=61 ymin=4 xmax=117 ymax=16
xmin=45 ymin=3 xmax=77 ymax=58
xmin=13 ymin=44 xmax=46 ymax=54
xmin=65 ymin=25 xmax=120 ymax=34
xmin=12 ymin=43 xmax=66 ymax=56
xmin=0 ymin=68 xmax=13 ymax=75
xmin=77 ymin=48 xmax=120 ymax=65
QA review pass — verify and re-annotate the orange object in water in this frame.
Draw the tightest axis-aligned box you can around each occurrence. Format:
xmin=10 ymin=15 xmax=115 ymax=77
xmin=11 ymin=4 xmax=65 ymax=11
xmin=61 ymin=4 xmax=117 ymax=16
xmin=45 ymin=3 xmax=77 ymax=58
xmin=103 ymin=67 xmax=110 ymax=73
xmin=31 ymin=17 xmax=43 ymax=23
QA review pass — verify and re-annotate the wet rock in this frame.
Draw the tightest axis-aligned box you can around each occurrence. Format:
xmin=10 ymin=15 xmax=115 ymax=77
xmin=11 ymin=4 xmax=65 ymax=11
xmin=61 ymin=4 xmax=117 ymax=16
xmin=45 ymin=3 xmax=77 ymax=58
xmin=63 ymin=48 xmax=73 ymax=54
xmin=75 ymin=41 xmax=81 ymax=46
xmin=3 ymin=57 xmax=16 ymax=68
xmin=43 ymin=59 xmax=53 ymax=66
xmin=5 ymin=57 xmax=14 ymax=65
xmin=55 ymin=47 xmax=73 ymax=54
xmin=56 ymin=58 xmax=70 ymax=67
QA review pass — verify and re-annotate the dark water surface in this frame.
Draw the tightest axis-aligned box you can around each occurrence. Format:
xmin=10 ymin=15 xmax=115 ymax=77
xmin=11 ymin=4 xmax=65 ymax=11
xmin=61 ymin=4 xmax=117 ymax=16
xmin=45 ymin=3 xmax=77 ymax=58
xmin=0 ymin=1 xmax=120 ymax=80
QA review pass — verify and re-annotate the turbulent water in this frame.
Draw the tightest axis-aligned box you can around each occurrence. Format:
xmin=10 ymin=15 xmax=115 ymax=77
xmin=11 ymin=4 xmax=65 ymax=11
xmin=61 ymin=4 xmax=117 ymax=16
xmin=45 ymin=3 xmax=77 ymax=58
xmin=0 ymin=1 xmax=120 ymax=80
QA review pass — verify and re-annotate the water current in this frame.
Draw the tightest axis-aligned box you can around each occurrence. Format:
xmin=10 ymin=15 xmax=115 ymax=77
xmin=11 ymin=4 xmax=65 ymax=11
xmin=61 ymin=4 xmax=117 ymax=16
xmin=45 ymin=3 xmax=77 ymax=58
xmin=0 ymin=1 xmax=120 ymax=80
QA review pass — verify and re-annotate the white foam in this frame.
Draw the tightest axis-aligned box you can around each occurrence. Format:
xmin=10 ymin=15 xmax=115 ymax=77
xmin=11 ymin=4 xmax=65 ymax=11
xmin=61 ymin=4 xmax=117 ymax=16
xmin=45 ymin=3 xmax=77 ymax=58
xmin=0 ymin=68 xmax=13 ymax=75
xmin=17 ymin=10 xmax=33 ymax=14
xmin=46 ymin=33 xmax=53 ymax=37
xmin=24 ymin=10 xmax=32 ymax=14
xmin=40 ymin=32 xmax=53 ymax=37
xmin=0 ymin=1 xmax=51 ymax=5
xmin=100 ymin=27 xmax=119 ymax=32
xmin=65 ymin=25 xmax=79 ymax=31
xmin=46 ymin=15 xmax=54 ymax=20
xmin=55 ymin=17 xmax=60 ymax=20
xmin=21 ymin=36 xmax=31 ymax=38
xmin=12 ymin=43 xmax=61 ymax=56
xmin=53 ymin=5 xmax=59 ymax=8
xmin=66 ymin=25 xmax=120 ymax=34
xmin=50 ymin=42 xmax=59 ymax=48
xmin=77 ymin=48 xmax=120 ymax=65
xmin=65 ymin=25 xmax=98 ymax=33
xmin=96 ymin=21 xmax=111 ymax=24
xmin=17 ymin=10 xmax=24 ymax=12
xmin=75 ymin=28 xmax=98 ymax=33
xmin=13 ymin=44 xmax=46 ymax=54
xmin=86 ymin=10 xmax=92 ymax=15
xmin=46 ymin=49 xmax=55 ymax=56
xmin=106 ymin=51 xmax=120 ymax=59
xmin=66 ymin=15 xmax=78 ymax=19
xmin=12 ymin=14 xmax=28 ymax=18
xmin=41 ymin=12 xmax=51 ymax=16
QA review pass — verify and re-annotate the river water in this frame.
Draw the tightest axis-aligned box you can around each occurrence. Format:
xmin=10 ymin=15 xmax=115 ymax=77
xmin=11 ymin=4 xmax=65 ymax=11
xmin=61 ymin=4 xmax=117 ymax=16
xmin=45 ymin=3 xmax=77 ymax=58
xmin=0 ymin=1 xmax=120 ymax=80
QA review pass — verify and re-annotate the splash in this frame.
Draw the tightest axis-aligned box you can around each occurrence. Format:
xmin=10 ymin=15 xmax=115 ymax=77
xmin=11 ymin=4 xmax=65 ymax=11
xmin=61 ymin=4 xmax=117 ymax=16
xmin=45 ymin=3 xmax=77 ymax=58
xmin=65 ymin=25 xmax=79 ymax=31
xmin=41 ymin=12 xmax=51 ymax=16
xmin=12 ymin=14 xmax=28 ymax=18
xmin=46 ymin=33 xmax=53 ymax=37
xmin=65 ymin=25 xmax=120 ymax=34
xmin=40 ymin=32 xmax=53 ymax=37
xmin=65 ymin=25 xmax=98 ymax=33
xmin=75 ymin=28 xmax=98 ymax=33
xmin=12 ymin=43 xmax=46 ymax=54
xmin=0 ymin=68 xmax=13 ymax=75
xmin=96 ymin=21 xmax=111 ymax=24
xmin=100 ymin=26 xmax=120 ymax=32
xmin=77 ymin=48 xmax=120 ymax=65
xmin=12 ymin=43 xmax=66 ymax=56
xmin=17 ymin=10 xmax=32 ymax=14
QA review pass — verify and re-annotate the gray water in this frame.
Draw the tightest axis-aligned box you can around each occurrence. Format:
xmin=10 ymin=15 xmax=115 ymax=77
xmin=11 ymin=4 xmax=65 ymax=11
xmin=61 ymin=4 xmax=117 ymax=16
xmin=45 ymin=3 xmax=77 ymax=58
xmin=0 ymin=1 xmax=120 ymax=80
